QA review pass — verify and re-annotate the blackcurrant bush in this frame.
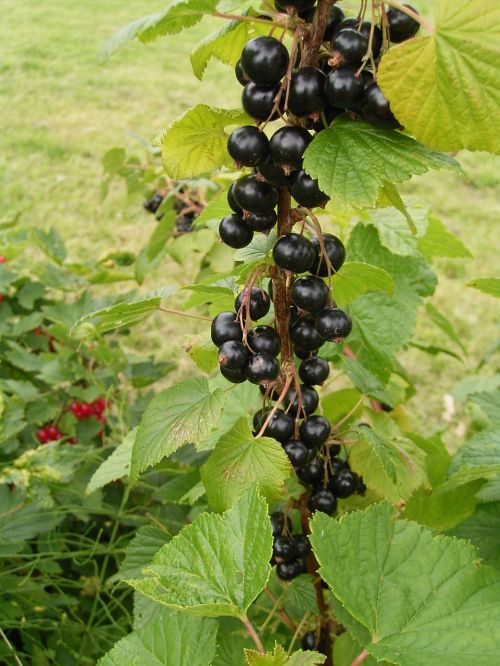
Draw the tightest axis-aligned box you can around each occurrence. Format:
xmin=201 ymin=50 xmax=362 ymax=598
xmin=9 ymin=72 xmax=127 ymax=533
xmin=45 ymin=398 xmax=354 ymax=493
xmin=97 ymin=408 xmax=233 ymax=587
xmin=308 ymin=488 xmax=337 ymax=514
xmin=294 ymin=534 xmax=311 ymax=557
xmin=269 ymin=126 xmax=312 ymax=170
xmin=287 ymin=67 xmax=326 ymax=117
xmin=284 ymin=439 xmax=309 ymax=467
xmin=253 ymin=408 xmax=294 ymax=442
xmin=227 ymin=180 xmax=242 ymax=214
xmin=245 ymin=353 xmax=279 ymax=383
xmin=297 ymin=458 xmax=323 ymax=485
xmin=247 ymin=325 xmax=281 ymax=356
xmin=290 ymin=317 xmax=324 ymax=352
xmin=227 ymin=125 xmax=269 ymax=167
xmin=316 ymin=308 xmax=352 ymax=342
xmin=211 ymin=311 xmax=242 ymax=346
xmin=273 ymin=233 xmax=315 ymax=273
xmin=219 ymin=213 xmax=254 ymax=248
xmin=289 ymin=170 xmax=329 ymax=208
xmin=273 ymin=536 xmax=298 ymax=562
xmin=331 ymin=469 xmax=358 ymax=498
xmin=387 ymin=4 xmax=420 ymax=43
xmin=233 ymin=175 xmax=278 ymax=215
xmin=363 ymin=82 xmax=399 ymax=130
xmin=241 ymin=36 xmax=289 ymax=86
xmin=285 ymin=384 xmax=319 ymax=417
xmin=294 ymin=347 xmax=319 ymax=360
xmin=270 ymin=511 xmax=292 ymax=537
xmin=299 ymin=415 xmax=331 ymax=448
xmin=220 ymin=365 xmax=247 ymax=384
xmin=276 ymin=559 xmax=302 ymax=581
xmin=246 ymin=209 xmax=278 ymax=232
xmin=299 ymin=356 xmax=330 ymax=385
xmin=331 ymin=28 xmax=368 ymax=66
xmin=291 ymin=275 xmax=329 ymax=313
xmin=301 ymin=629 xmax=328 ymax=654
xmin=325 ymin=66 xmax=364 ymax=109
xmin=235 ymin=59 xmax=248 ymax=86
xmin=257 ymin=158 xmax=291 ymax=188
xmin=323 ymin=5 xmax=345 ymax=41
xmin=310 ymin=233 xmax=345 ymax=276
xmin=218 ymin=340 xmax=249 ymax=369
xmin=242 ymin=82 xmax=281 ymax=121
xmin=235 ymin=287 xmax=270 ymax=321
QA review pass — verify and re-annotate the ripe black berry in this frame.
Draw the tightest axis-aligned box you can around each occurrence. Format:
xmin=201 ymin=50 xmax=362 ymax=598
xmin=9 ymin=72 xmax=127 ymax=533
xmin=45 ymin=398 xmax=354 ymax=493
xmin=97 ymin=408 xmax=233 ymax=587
xmin=308 ymin=488 xmax=337 ymax=514
xmin=242 ymin=82 xmax=281 ymax=121
xmin=219 ymin=214 xmax=253 ymax=248
xmin=294 ymin=534 xmax=311 ymax=557
xmin=218 ymin=340 xmax=248 ymax=369
xmin=331 ymin=457 xmax=348 ymax=475
xmin=211 ymin=312 xmax=242 ymax=346
xmin=273 ymin=233 xmax=315 ymax=273
xmin=284 ymin=439 xmax=309 ymax=467
xmin=309 ymin=105 xmax=343 ymax=131
xmin=316 ymin=308 xmax=352 ymax=342
xmin=325 ymin=66 xmax=364 ymax=109
xmin=273 ymin=536 xmax=298 ymax=562
xmin=227 ymin=126 xmax=269 ymax=167
xmin=331 ymin=28 xmax=368 ymax=66
xmin=299 ymin=415 xmax=331 ymax=448
xmin=270 ymin=511 xmax=292 ymax=537
xmin=220 ymin=365 xmax=247 ymax=384
xmin=297 ymin=458 xmax=323 ymax=485
xmin=144 ymin=192 xmax=164 ymax=214
xmin=310 ymin=233 xmax=345 ymax=276
xmin=269 ymin=126 xmax=312 ymax=170
xmin=289 ymin=170 xmax=329 ymax=208
xmin=294 ymin=347 xmax=319 ymax=360
xmin=276 ymin=559 xmax=303 ymax=581
xmin=275 ymin=0 xmax=316 ymax=11
xmin=246 ymin=210 xmax=278 ymax=232
xmin=241 ymin=36 xmax=289 ymax=86
xmin=363 ymin=82 xmax=399 ymax=130
xmin=387 ymin=5 xmax=420 ymax=43
xmin=301 ymin=629 xmax=328 ymax=654
xmin=285 ymin=384 xmax=319 ymax=417
xmin=291 ymin=276 xmax=329 ymax=313
xmin=234 ymin=175 xmax=278 ymax=215
xmin=299 ymin=356 xmax=330 ymax=385
xmin=290 ymin=318 xmax=324 ymax=352
xmin=360 ymin=21 xmax=383 ymax=58
xmin=227 ymin=180 xmax=242 ymax=214
xmin=287 ymin=67 xmax=326 ymax=117
xmin=247 ymin=325 xmax=281 ymax=356
xmin=331 ymin=469 xmax=358 ymax=498
xmin=235 ymin=287 xmax=270 ymax=321
xmin=253 ymin=408 xmax=294 ymax=442
xmin=235 ymin=59 xmax=247 ymax=85
xmin=245 ymin=353 xmax=279 ymax=383
xmin=323 ymin=5 xmax=345 ymax=40
xmin=257 ymin=158 xmax=291 ymax=188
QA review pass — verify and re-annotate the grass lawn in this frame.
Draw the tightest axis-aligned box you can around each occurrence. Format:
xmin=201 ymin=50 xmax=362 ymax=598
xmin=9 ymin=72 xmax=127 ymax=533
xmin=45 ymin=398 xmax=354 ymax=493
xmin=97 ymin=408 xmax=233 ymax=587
xmin=2 ymin=0 xmax=499 ymax=430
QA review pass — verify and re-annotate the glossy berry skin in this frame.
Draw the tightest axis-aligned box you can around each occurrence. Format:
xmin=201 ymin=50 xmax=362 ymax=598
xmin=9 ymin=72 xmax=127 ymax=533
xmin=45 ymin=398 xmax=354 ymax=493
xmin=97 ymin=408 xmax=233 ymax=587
xmin=241 ymin=36 xmax=289 ymax=86
xmin=284 ymin=439 xmax=309 ymax=467
xmin=227 ymin=126 xmax=269 ymax=166
xmin=257 ymin=158 xmax=291 ymax=188
xmin=247 ymin=325 xmax=281 ymax=356
xmin=310 ymin=233 xmax=345 ymax=276
xmin=242 ymin=82 xmax=281 ymax=121
xmin=285 ymin=385 xmax=319 ymax=417
xmin=294 ymin=347 xmax=319 ymax=360
xmin=219 ymin=214 xmax=253 ymax=249
xmin=298 ymin=458 xmax=323 ymax=485
xmin=235 ymin=59 xmax=247 ymax=85
xmin=245 ymin=353 xmax=279 ymax=383
xmin=269 ymin=126 xmax=312 ymax=170
xmin=309 ymin=488 xmax=337 ymax=514
xmin=331 ymin=28 xmax=368 ymax=66
xmin=218 ymin=340 xmax=248 ymax=369
xmin=287 ymin=67 xmax=326 ymax=117
xmin=289 ymin=170 xmax=329 ymax=208
xmin=387 ymin=5 xmax=420 ymax=43
xmin=275 ymin=0 xmax=316 ymax=11
xmin=235 ymin=287 xmax=270 ymax=321
xmin=301 ymin=630 xmax=328 ymax=654
xmin=316 ymin=308 xmax=352 ymax=342
xmin=291 ymin=276 xmax=329 ymax=313
xmin=253 ymin=408 xmax=294 ymax=443
xmin=276 ymin=559 xmax=303 ymax=581
xmin=331 ymin=469 xmax=358 ymax=498
xmin=211 ymin=311 xmax=242 ymax=346
xmin=227 ymin=180 xmax=242 ymax=214
xmin=270 ymin=511 xmax=292 ymax=537
xmin=309 ymin=105 xmax=343 ymax=132
xmin=234 ymin=175 xmax=278 ymax=215
xmin=299 ymin=415 xmax=331 ymax=448
xmin=360 ymin=21 xmax=383 ymax=58
xmin=325 ymin=66 xmax=364 ymax=109
xmin=246 ymin=210 xmax=278 ymax=232
xmin=294 ymin=534 xmax=311 ymax=557
xmin=331 ymin=457 xmax=348 ymax=475
xmin=323 ymin=5 xmax=345 ymax=40
xmin=273 ymin=233 xmax=315 ymax=273
xmin=220 ymin=365 xmax=247 ymax=384
xmin=290 ymin=318 xmax=324 ymax=352
xmin=363 ymin=82 xmax=399 ymax=130
xmin=273 ymin=536 xmax=298 ymax=562
xmin=299 ymin=356 xmax=330 ymax=385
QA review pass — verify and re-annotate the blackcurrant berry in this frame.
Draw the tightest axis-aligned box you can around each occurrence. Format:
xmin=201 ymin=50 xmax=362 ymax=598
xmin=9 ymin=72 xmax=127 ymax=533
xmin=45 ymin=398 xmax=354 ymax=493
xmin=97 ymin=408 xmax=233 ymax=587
xmin=235 ymin=287 xmax=270 ymax=321
xmin=299 ymin=415 xmax=331 ymax=448
xmin=270 ymin=511 xmax=292 ymax=537
xmin=290 ymin=317 xmax=324 ymax=352
xmin=331 ymin=469 xmax=358 ymax=498
xmin=299 ymin=356 xmax=330 ymax=385
xmin=269 ymin=126 xmax=312 ymax=170
xmin=253 ymin=408 xmax=294 ymax=442
xmin=333 ymin=17 xmax=359 ymax=34
xmin=291 ymin=276 xmax=330 ymax=313
xmin=218 ymin=340 xmax=248 ymax=369
xmin=241 ymin=36 xmax=289 ymax=86
xmin=257 ymin=158 xmax=291 ymax=188
xmin=363 ymin=82 xmax=399 ymax=130
xmin=276 ymin=559 xmax=302 ymax=581
xmin=247 ymin=325 xmax=281 ymax=356
xmin=289 ymin=170 xmax=329 ymax=208
xmin=273 ymin=536 xmax=298 ymax=562
xmin=284 ymin=438 xmax=309 ymax=467
xmin=316 ymin=308 xmax=352 ymax=342
xmin=287 ymin=67 xmax=326 ymax=117
xmin=331 ymin=28 xmax=368 ymax=66
xmin=357 ymin=477 xmax=367 ymax=495
xmin=235 ymin=59 xmax=248 ymax=86
xmin=285 ymin=384 xmax=319 ymax=417
xmin=275 ymin=0 xmax=316 ymax=11
xmin=308 ymin=488 xmax=337 ymax=514
xmin=309 ymin=105 xmax=343 ymax=131
xmin=325 ymin=66 xmax=364 ymax=109
xmin=310 ymin=233 xmax=345 ymax=276
xmin=143 ymin=192 xmax=164 ymax=213
xmin=246 ymin=210 xmax=278 ymax=232
xmin=233 ymin=175 xmax=278 ymax=215
xmin=297 ymin=458 xmax=323 ymax=485
xmin=211 ymin=311 xmax=242 ymax=346
xmin=294 ymin=347 xmax=319 ymax=360
xmin=387 ymin=4 xmax=420 ymax=43
xmin=219 ymin=213 xmax=254 ymax=248
xmin=323 ymin=5 xmax=345 ymax=41
xmin=227 ymin=126 xmax=269 ymax=167
xmin=301 ymin=629 xmax=328 ymax=654
xmin=331 ymin=457 xmax=348 ymax=475
xmin=227 ymin=180 xmax=242 ymax=214
xmin=360 ymin=21 xmax=383 ymax=58
xmin=245 ymin=353 xmax=279 ymax=383
xmin=273 ymin=233 xmax=316 ymax=273
xmin=220 ymin=365 xmax=247 ymax=384
xmin=294 ymin=534 xmax=311 ymax=557
xmin=242 ymin=82 xmax=281 ymax=121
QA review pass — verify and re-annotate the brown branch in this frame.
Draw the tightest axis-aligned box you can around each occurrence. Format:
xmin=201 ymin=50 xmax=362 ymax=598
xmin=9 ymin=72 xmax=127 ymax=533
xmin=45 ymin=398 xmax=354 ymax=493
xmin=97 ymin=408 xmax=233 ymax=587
xmin=241 ymin=615 xmax=265 ymax=654
xmin=300 ymin=0 xmax=333 ymax=66
xmin=264 ymin=588 xmax=298 ymax=632
xmin=350 ymin=650 xmax=370 ymax=666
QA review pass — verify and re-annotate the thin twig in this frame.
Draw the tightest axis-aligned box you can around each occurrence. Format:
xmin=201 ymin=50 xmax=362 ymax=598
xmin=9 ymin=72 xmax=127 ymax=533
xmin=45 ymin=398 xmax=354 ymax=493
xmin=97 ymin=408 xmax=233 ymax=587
xmin=0 ymin=629 xmax=24 ymax=666
xmin=381 ymin=0 xmax=434 ymax=32
xmin=351 ymin=650 xmax=370 ymax=666
xmin=159 ymin=306 xmax=211 ymax=321
xmin=241 ymin=615 xmax=265 ymax=653
xmin=264 ymin=587 xmax=298 ymax=631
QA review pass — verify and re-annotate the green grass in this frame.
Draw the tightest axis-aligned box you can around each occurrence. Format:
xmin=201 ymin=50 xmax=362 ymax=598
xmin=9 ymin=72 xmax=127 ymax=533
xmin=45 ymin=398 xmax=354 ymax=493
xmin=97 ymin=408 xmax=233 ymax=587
xmin=2 ymin=0 xmax=499 ymax=432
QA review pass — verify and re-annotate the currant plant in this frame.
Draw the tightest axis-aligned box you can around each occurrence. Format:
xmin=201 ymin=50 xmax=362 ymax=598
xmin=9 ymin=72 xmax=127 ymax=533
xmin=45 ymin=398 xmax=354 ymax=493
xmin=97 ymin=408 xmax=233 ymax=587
xmin=93 ymin=1 xmax=500 ymax=664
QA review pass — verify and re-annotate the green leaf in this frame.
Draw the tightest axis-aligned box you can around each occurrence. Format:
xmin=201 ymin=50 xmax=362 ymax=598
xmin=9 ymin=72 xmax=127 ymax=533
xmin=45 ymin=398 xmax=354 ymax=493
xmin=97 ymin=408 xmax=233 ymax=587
xmin=378 ymin=0 xmax=500 ymax=153
xmin=86 ymin=430 xmax=136 ymax=495
xmin=114 ymin=525 xmax=170 ymax=582
xmin=331 ymin=262 xmax=393 ymax=305
xmin=302 ymin=116 xmax=459 ymax=208
xmin=102 ymin=147 xmax=126 ymax=173
xmin=161 ymin=105 xmax=249 ymax=179
xmin=366 ymin=202 xmax=429 ymax=256
xmin=403 ymin=481 xmax=482 ymax=531
xmin=470 ymin=390 xmax=500 ymax=426
xmin=417 ymin=214 xmax=471 ymax=259
xmin=32 ymin=227 xmax=67 ymax=264
xmin=443 ymin=429 xmax=500 ymax=491
xmin=201 ymin=418 xmax=291 ymax=512
xmin=234 ymin=230 xmax=276 ymax=263
xmin=468 ymin=278 xmax=500 ymax=298
xmin=97 ymin=608 xmax=217 ymax=665
xmin=185 ymin=331 xmax=219 ymax=373
xmin=245 ymin=645 xmax=326 ymax=664
xmin=310 ymin=501 xmax=500 ymax=666
xmin=449 ymin=502 xmax=500 ymax=566
xmin=156 ymin=470 xmax=205 ymax=505
xmin=193 ymin=191 xmax=231 ymax=227
xmin=129 ymin=485 xmax=272 ymax=618
xmin=377 ymin=181 xmax=416 ymax=234
xmin=333 ymin=633 xmax=389 ymax=666
xmin=341 ymin=356 xmax=393 ymax=405
xmin=425 ymin=302 xmax=466 ymax=355
xmin=131 ymin=377 xmax=225 ymax=479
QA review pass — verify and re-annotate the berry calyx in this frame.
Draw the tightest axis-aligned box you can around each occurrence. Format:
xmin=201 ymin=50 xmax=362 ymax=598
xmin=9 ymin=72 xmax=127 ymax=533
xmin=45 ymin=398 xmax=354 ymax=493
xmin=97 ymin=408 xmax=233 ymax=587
xmin=218 ymin=340 xmax=249 ymax=369
xmin=253 ymin=408 xmax=294 ymax=442
xmin=269 ymin=126 xmax=312 ymax=171
xmin=299 ymin=415 xmax=331 ymax=448
xmin=241 ymin=36 xmax=289 ymax=87
xmin=273 ymin=233 xmax=316 ymax=273
xmin=247 ymin=325 xmax=281 ymax=356
xmin=290 ymin=317 xmax=325 ymax=352
xmin=324 ymin=66 xmax=364 ymax=110
xmin=289 ymin=170 xmax=329 ymax=208
xmin=308 ymin=488 xmax=337 ymax=514
xmin=387 ymin=4 xmax=420 ymax=43
xmin=316 ymin=308 xmax=352 ymax=342
xmin=284 ymin=384 xmax=319 ymax=417
xmin=331 ymin=28 xmax=368 ymax=66
xmin=245 ymin=353 xmax=279 ymax=383
xmin=242 ymin=82 xmax=281 ymax=121
xmin=284 ymin=439 xmax=309 ymax=467
xmin=299 ymin=356 xmax=330 ymax=385
xmin=363 ymin=82 xmax=400 ymax=130
xmin=227 ymin=126 xmax=269 ymax=167
xmin=235 ymin=287 xmax=270 ymax=321
xmin=291 ymin=276 xmax=329 ymax=313
xmin=211 ymin=312 xmax=243 ymax=346
xmin=219 ymin=213 xmax=254 ymax=248
xmin=233 ymin=175 xmax=278 ymax=215
xmin=287 ymin=67 xmax=326 ymax=118
xmin=310 ymin=233 xmax=346 ymax=276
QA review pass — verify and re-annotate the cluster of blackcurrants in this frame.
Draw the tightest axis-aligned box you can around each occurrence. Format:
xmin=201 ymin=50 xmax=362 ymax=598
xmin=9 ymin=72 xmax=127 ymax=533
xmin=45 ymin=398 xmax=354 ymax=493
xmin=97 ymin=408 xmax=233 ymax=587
xmin=270 ymin=511 xmax=311 ymax=581
xmin=143 ymin=188 xmax=196 ymax=234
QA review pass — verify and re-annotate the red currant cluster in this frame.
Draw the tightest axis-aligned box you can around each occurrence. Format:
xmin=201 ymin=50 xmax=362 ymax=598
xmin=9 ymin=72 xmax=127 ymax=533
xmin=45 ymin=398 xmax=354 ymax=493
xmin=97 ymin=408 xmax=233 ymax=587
xmin=70 ymin=398 xmax=107 ymax=423
xmin=36 ymin=424 xmax=64 ymax=444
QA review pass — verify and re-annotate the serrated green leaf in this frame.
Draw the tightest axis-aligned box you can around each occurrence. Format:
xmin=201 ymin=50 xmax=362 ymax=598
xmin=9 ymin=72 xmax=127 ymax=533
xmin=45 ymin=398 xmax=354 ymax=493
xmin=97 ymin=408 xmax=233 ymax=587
xmin=468 ymin=277 xmax=500 ymax=298
xmin=425 ymin=302 xmax=466 ymax=355
xmin=201 ymin=418 xmax=291 ymax=512
xmin=161 ymin=105 xmax=249 ymax=179
xmin=366 ymin=202 xmax=429 ymax=256
xmin=449 ymin=502 xmax=500 ymax=566
xmin=443 ymin=429 xmax=500 ymax=491
xmin=114 ymin=525 xmax=170 ymax=582
xmin=417 ymin=214 xmax=471 ymax=259
xmin=331 ymin=261 xmax=393 ymax=305
xmin=470 ymin=391 xmax=500 ymax=426
xmin=86 ymin=430 xmax=136 ymax=495
xmin=193 ymin=190 xmax=232 ymax=227
xmin=310 ymin=501 xmax=500 ymax=666
xmin=185 ymin=331 xmax=219 ymax=373
xmin=303 ymin=116 xmax=459 ymax=207
xmin=378 ymin=0 xmax=500 ymax=153
xmin=403 ymin=481 xmax=482 ymax=531
xmin=129 ymin=485 xmax=272 ymax=617
xmin=333 ymin=632 xmax=389 ymax=666
xmin=341 ymin=356 xmax=393 ymax=405
xmin=234 ymin=230 xmax=276 ymax=262
xmin=132 ymin=377 xmax=225 ymax=479
xmin=246 ymin=645 xmax=325 ymax=665
xmin=156 ymin=471 xmax=205 ymax=506
xmin=32 ymin=227 xmax=67 ymax=265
